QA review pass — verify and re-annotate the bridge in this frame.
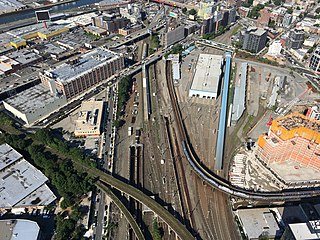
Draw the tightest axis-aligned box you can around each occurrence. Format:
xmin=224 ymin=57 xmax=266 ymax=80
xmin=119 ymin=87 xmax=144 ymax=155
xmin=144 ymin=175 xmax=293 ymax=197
xmin=73 ymin=163 xmax=195 ymax=240
xmin=196 ymin=39 xmax=234 ymax=52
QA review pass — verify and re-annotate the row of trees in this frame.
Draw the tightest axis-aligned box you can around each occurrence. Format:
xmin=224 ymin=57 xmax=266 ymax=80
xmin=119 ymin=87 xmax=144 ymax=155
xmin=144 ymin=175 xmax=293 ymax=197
xmin=32 ymin=128 xmax=95 ymax=167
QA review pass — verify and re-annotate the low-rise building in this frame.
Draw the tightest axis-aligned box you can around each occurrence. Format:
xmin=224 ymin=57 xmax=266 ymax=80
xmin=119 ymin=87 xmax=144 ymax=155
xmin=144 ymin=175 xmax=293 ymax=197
xmin=0 ymin=143 xmax=56 ymax=213
xmin=167 ymin=54 xmax=180 ymax=81
xmin=189 ymin=54 xmax=223 ymax=99
xmin=0 ymin=219 xmax=40 ymax=240
xmin=3 ymin=84 xmax=67 ymax=125
xmin=74 ymin=99 xmax=104 ymax=137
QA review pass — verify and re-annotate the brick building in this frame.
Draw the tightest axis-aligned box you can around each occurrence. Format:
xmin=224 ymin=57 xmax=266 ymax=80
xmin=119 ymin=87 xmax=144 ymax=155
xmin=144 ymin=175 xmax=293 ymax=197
xmin=257 ymin=113 xmax=320 ymax=171
xmin=256 ymin=8 xmax=271 ymax=28
xmin=39 ymin=48 xmax=124 ymax=100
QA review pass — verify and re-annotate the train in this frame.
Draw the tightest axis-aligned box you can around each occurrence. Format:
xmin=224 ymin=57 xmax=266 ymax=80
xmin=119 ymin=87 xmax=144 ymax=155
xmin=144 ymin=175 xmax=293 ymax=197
xmin=181 ymin=140 xmax=320 ymax=201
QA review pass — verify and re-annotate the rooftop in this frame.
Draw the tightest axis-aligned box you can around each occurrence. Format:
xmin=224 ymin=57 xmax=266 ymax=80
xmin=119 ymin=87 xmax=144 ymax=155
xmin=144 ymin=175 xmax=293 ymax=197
xmin=46 ymin=48 xmax=119 ymax=83
xmin=8 ymin=50 xmax=42 ymax=66
xmin=0 ymin=219 xmax=40 ymax=240
xmin=0 ymin=158 xmax=49 ymax=208
xmin=270 ymin=113 xmax=320 ymax=143
xmin=232 ymin=62 xmax=247 ymax=122
xmin=247 ymin=27 xmax=266 ymax=36
xmin=0 ymin=0 xmax=25 ymax=12
xmin=4 ymin=84 xmax=64 ymax=114
xmin=0 ymin=143 xmax=22 ymax=172
xmin=190 ymin=54 xmax=222 ymax=95
xmin=288 ymin=221 xmax=320 ymax=240
xmin=7 ymin=22 xmax=68 ymax=39
xmin=237 ymin=208 xmax=281 ymax=239
xmin=74 ymin=99 xmax=103 ymax=135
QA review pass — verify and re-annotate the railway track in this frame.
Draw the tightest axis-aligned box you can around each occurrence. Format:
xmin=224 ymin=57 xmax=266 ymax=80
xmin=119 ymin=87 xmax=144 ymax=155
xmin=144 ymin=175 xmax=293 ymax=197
xmin=164 ymin=56 xmax=320 ymax=202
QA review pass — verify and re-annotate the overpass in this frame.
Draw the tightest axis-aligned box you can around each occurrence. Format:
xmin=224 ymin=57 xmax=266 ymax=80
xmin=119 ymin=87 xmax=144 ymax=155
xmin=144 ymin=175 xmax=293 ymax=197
xmin=196 ymin=39 xmax=234 ymax=52
xmin=73 ymin=163 xmax=195 ymax=240
xmin=150 ymin=0 xmax=197 ymax=9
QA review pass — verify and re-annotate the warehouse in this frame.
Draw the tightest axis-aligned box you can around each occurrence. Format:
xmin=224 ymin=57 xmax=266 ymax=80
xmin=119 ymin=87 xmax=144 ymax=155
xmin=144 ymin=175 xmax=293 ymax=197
xmin=3 ymin=84 xmax=67 ymax=125
xmin=0 ymin=144 xmax=56 ymax=213
xmin=189 ymin=54 xmax=223 ymax=99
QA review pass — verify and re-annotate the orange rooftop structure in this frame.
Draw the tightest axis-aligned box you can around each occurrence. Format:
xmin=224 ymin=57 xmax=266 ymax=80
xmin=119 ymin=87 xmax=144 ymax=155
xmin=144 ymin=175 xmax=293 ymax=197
xmin=257 ymin=113 xmax=320 ymax=170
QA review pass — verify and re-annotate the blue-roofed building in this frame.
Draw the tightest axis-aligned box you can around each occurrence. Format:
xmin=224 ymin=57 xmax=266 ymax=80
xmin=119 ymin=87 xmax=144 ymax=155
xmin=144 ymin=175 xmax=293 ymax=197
xmin=215 ymin=52 xmax=232 ymax=170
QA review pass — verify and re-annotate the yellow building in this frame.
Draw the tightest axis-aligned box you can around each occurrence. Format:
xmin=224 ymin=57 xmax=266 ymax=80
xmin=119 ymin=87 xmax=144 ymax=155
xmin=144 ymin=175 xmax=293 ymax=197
xmin=10 ymin=38 xmax=27 ymax=49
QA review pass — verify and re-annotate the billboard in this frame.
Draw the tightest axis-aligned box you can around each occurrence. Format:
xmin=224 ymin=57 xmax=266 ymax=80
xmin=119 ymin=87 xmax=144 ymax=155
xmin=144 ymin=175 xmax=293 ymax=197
xmin=35 ymin=10 xmax=51 ymax=22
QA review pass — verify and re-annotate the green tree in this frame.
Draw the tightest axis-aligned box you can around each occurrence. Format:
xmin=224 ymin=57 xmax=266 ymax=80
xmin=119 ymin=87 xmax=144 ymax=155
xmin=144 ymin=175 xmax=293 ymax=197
xmin=182 ymin=7 xmax=187 ymax=14
xmin=316 ymin=7 xmax=320 ymax=14
xmin=287 ymin=7 xmax=293 ymax=14
xmin=189 ymin=8 xmax=197 ymax=15
xmin=152 ymin=219 xmax=162 ymax=240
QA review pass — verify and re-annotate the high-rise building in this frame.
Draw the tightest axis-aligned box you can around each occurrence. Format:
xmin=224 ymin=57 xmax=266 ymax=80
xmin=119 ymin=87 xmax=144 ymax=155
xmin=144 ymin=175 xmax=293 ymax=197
xmin=256 ymin=113 xmax=320 ymax=171
xmin=241 ymin=27 xmax=267 ymax=53
xmin=309 ymin=47 xmax=320 ymax=73
xmin=164 ymin=25 xmax=185 ymax=47
xmin=227 ymin=7 xmax=237 ymax=25
xmin=39 ymin=48 xmax=124 ymax=100
xmin=286 ymin=28 xmax=305 ymax=49
xmin=92 ymin=14 xmax=130 ymax=34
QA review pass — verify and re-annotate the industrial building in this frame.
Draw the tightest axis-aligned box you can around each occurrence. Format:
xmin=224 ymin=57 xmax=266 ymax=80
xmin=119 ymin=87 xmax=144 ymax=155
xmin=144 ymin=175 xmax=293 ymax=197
xmin=306 ymin=105 xmax=320 ymax=120
xmin=241 ymin=27 xmax=267 ymax=53
xmin=0 ymin=219 xmax=40 ymax=240
xmin=7 ymin=22 xmax=69 ymax=40
xmin=189 ymin=54 xmax=223 ymax=99
xmin=167 ymin=54 xmax=180 ymax=80
xmin=74 ymin=99 xmax=104 ymax=137
xmin=0 ymin=144 xmax=56 ymax=213
xmin=286 ymin=28 xmax=305 ymax=49
xmin=231 ymin=63 xmax=247 ymax=124
xmin=3 ymin=84 xmax=67 ymax=125
xmin=309 ymin=47 xmax=320 ymax=73
xmin=39 ymin=48 xmax=124 ymax=100
xmin=256 ymin=113 xmax=320 ymax=171
xmin=0 ymin=0 xmax=26 ymax=14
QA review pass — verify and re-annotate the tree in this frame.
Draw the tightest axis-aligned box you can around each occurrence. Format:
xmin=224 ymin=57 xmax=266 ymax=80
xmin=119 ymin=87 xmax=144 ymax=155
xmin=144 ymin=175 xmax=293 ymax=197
xmin=152 ymin=219 xmax=162 ymax=240
xmin=189 ymin=8 xmax=197 ymax=15
xmin=182 ymin=7 xmax=187 ymax=14
xmin=316 ymin=7 xmax=320 ymax=14
xmin=273 ymin=0 xmax=282 ymax=6
xmin=287 ymin=7 xmax=293 ymax=14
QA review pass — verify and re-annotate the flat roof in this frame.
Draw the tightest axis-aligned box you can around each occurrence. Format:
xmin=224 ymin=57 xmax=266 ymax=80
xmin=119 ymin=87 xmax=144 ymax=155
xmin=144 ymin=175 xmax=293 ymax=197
xmin=4 ymin=84 xmax=63 ymax=114
xmin=8 ymin=50 xmax=42 ymax=65
xmin=237 ymin=208 xmax=280 ymax=239
xmin=289 ymin=221 xmax=320 ymax=240
xmin=0 ymin=143 xmax=23 ymax=172
xmin=47 ymin=48 xmax=119 ymax=83
xmin=232 ymin=62 xmax=247 ymax=122
xmin=190 ymin=54 xmax=222 ymax=94
xmin=75 ymin=99 xmax=103 ymax=134
xmin=7 ymin=22 xmax=68 ymax=38
xmin=0 ymin=0 xmax=25 ymax=12
xmin=0 ymin=219 xmax=40 ymax=240
xmin=0 ymin=158 xmax=48 ymax=208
